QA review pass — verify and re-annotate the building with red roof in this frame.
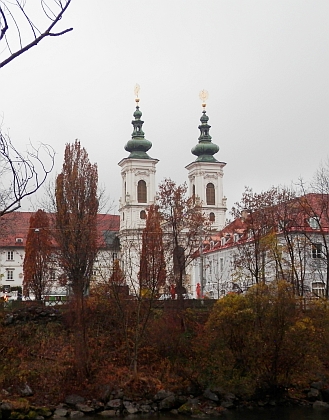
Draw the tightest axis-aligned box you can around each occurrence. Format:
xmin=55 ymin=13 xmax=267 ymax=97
xmin=0 ymin=212 xmax=120 ymax=297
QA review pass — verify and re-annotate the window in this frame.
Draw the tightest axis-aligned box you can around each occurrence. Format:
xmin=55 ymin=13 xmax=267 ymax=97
xmin=7 ymin=251 xmax=14 ymax=261
xmin=312 ymin=243 xmax=322 ymax=259
xmin=7 ymin=270 xmax=14 ymax=280
xmin=206 ymin=183 xmax=215 ymax=205
xmin=309 ymin=217 xmax=320 ymax=230
xmin=140 ymin=210 xmax=146 ymax=219
xmin=192 ymin=184 xmax=196 ymax=204
xmin=209 ymin=212 xmax=215 ymax=222
xmin=220 ymin=258 xmax=224 ymax=272
xmin=312 ymin=282 xmax=325 ymax=298
xmin=137 ymin=180 xmax=147 ymax=203
xmin=50 ymin=271 xmax=56 ymax=280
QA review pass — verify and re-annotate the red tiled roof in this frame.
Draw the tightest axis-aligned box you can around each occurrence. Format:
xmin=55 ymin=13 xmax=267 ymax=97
xmin=0 ymin=212 xmax=120 ymax=248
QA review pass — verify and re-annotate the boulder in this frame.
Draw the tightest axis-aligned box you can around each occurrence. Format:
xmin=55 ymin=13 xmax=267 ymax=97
xmin=106 ymin=399 xmax=122 ymax=409
xmin=99 ymin=410 xmax=116 ymax=417
xmin=159 ymin=395 xmax=176 ymax=410
xmin=203 ymin=388 xmax=219 ymax=402
xmin=20 ymin=384 xmax=33 ymax=397
xmin=313 ymin=401 xmax=329 ymax=410
xmin=308 ymin=388 xmax=320 ymax=401
xmin=65 ymin=395 xmax=85 ymax=406
xmin=69 ymin=411 xmax=84 ymax=418
xmin=154 ymin=390 xmax=174 ymax=401
xmin=54 ymin=408 xmax=68 ymax=417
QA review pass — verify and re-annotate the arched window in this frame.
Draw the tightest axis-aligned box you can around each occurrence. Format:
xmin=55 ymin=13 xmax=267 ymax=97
xmin=206 ymin=183 xmax=215 ymax=205
xmin=140 ymin=210 xmax=146 ymax=220
xmin=209 ymin=212 xmax=215 ymax=222
xmin=192 ymin=184 xmax=196 ymax=204
xmin=137 ymin=180 xmax=147 ymax=203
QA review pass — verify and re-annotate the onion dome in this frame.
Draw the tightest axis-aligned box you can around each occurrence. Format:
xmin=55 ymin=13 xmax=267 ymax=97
xmin=191 ymin=106 xmax=219 ymax=163
xmin=124 ymin=98 xmax=152 ymax=159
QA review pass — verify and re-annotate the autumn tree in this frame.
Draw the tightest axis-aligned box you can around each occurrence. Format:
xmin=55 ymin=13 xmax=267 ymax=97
xmin=139 ymin=204 xmax=166 ymax=297
xmin=157 ymin=178 xmax=209 ymax=299
xmin=23 ymin=209 xmax=53 ymax=300
xmin=297 ymin=163 xmax=329 ymax=297
xmin=201 ymin=281 xmax=321 ymax=397
xmin=231 ymin=186 xmax=313 ymax=296
xmin=109 ymin=206 xmax=166 ymax=377
xmin=55 ymin=140 xmax=99 ymax=378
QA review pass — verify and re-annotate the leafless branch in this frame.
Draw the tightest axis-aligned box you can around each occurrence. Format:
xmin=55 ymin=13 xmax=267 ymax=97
xmin=0 ymin=129 xmax=55 ymax=217
xmin=0 ymin=0 xmax=72 ymax=69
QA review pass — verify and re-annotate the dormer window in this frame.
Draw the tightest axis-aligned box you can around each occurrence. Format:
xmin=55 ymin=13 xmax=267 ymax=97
xmin=309 ymin=217 xmax=320 ymax=230
xmin=15 ymin=238 xmax=23 ymax=244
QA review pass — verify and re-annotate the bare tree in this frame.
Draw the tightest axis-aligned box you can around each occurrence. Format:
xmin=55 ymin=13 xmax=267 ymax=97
xmin=0 ymin=1 xmax=72 ymax=215
xmin=0 ymin=0 xmax=73 ymax=69
xmin=0 ymin=130 xmax=55 ymax=217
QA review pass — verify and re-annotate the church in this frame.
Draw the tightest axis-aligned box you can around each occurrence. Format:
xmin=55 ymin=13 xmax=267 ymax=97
xmin=0 ymin=91 xmax=228 ymax=299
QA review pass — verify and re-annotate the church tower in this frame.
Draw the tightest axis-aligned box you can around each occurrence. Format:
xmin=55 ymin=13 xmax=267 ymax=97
xmin=118 ymin=91 xmax=158 ymax=234
xmin=185 ymin=94 xmax=227 ymax=231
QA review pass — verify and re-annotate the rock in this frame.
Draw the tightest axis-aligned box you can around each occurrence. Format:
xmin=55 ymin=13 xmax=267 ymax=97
xmin=177 ymin=402 xmax=202 ymax=416
xmin=221 ymin=401 xmax=234 ymax=409
xmin=203 ymin=388 xmax=219 ymax=402
xmin=313 ymin=401 xmax=329 ymax=409
xmin=106 ymin=399 xmax=121 ymax=409
xmin=311 ymin=381 xmax=324 ymax=390
xmin=308 ymin=388 xmax=320 ymax=401
xmin=20 ymin=383 xmax=33 ymax=397
xmin=75 ymin=404 xmax=94 ymax=414
xmin=69 ymin=411 xmax=84 ymax=418
xmin=65 ymin=395 xmax=85 ymax=406
xmin=154 ymin=390 xmax=174 ymax=401
xmin=139 ymin=405 xmax=151 ymax=413
xmin=99 ymin=410 xmax=116 ymax=417
xmin=1 ymin=402 xmax=13 ymax=411
xmin=54 ymin=408 xmax=68 ymax=417
xmin=36 ymin=408 xmax=52 ymax=418
xmin=159 ymin=395 xmax=176 ymax=410
xmin=123 ymin=401 xmax=139 ymax=414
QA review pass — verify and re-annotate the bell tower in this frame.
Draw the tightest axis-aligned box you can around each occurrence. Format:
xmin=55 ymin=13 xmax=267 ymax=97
xmin=118 ymin=86 xmax=159 ymax=234
xmin=185 ymin=91 xmax=227 ymax=231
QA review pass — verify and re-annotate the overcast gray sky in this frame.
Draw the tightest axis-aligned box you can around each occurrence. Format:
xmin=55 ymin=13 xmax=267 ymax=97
xmin=1 ymin=0 xmax=328 ymax=215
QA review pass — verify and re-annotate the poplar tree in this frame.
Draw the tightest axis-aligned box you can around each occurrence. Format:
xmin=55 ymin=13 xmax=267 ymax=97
xmin=139 ymin=204 xmax=166 ymax=297
xmin=55 ymin=140 xmax=98 ymax=378
xmin=23 ymin=209 xmax=53 ymax=300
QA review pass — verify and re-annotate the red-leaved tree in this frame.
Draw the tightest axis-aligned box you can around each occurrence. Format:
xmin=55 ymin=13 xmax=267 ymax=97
xmin=23 ymin=209 xmax=53 ymax=300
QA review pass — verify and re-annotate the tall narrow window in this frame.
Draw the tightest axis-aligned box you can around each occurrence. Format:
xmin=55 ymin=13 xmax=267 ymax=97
xmin=7 ymin=251 xmax=14 ymax=261
xmin=192 ymin=184 xmax=196 ymax=204
xmin=206 ymin=183 xmax=215 ymax=205
xmin=209 ymin=212 xmax=215 ymax=222
xmin=137 ymin=180 xmax=147 ymax=203
xmin=312 ymin=243 xmax=322 ymax=259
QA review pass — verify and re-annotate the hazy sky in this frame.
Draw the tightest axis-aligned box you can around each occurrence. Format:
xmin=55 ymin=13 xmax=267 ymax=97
xmin=1 ymin=1 xmax=328 ymax=215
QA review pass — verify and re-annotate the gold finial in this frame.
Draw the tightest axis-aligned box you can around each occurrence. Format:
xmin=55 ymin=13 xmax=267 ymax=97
xmin=134 ymin=83 xmax=140 ymax=103
xmin=199 ymin=89 xmax=209 ymax=108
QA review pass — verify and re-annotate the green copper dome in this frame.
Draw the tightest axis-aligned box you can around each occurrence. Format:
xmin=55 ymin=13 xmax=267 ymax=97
xmin=124 ymin=103 xmax=152 ymax=159
xmin=191 ymin=109 xmax=219 ymax=162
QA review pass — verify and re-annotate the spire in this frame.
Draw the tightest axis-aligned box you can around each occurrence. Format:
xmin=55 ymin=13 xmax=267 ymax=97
xmin=191 ymin=90 xmax=219 ymax=163
xmin=124 ymin=85 xmax=152 ymax=159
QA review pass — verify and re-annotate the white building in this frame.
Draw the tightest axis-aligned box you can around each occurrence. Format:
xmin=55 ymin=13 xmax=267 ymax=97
xmin=191 ymin=194 xmax=329 ymax=299
xmin=0 ymin=95 xmax=227 ymax=298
